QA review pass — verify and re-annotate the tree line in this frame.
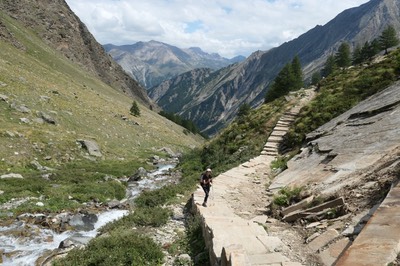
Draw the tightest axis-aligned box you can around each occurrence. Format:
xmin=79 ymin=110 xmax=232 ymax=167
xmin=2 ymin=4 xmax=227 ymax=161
xmin=264 ymin=25 xmax=399 ymax=104
xmin=315 ymin=25 xmax=399 ymax=83
xmin=158 ymin=110 xmax=205 ymax=137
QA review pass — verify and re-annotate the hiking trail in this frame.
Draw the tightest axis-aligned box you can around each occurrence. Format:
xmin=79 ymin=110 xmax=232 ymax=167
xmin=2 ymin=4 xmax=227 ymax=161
xmin=192 ymin=89 xmax=317 ymax=265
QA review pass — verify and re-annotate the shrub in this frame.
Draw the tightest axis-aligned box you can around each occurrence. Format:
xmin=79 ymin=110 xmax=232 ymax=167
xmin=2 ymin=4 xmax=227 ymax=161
xmin=186 ymin=212 xmax=209 ymax=265
xmin=270 ymin=156 xmax=289 ymax=171
xmin=134 ymin=185 xmax=178 ymax=208
xmin=131 ymin=206 xmax=171 ymax=227
xmin=272 ymin=186 xmax=303 ymax=207
xmin=53 ymin=229 xmax=164 ymax=266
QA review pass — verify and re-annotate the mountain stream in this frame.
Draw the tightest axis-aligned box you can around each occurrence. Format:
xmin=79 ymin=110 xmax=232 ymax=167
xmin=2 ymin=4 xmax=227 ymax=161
xmin=0 ymin=164 xmax=175 ymax=266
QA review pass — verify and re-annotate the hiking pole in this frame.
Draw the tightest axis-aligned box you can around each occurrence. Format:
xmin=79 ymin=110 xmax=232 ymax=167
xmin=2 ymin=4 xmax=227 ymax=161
xmin=210 ymin=184 xmax=214 ymax=205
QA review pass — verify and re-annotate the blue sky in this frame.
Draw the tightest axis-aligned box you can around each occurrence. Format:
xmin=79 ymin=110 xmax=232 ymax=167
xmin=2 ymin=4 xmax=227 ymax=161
xmin=65 ymin=0 xmax=369 ymax=58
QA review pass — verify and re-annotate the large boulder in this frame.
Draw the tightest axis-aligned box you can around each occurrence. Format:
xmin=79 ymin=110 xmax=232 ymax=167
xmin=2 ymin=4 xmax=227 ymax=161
xmin=1 ymin=173 xmax=23 ymax=179
xmin=77 ymin=139 xmax=102 ymax=157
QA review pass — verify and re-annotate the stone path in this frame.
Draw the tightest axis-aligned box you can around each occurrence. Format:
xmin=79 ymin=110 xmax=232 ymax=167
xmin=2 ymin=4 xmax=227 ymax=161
xmin=192 ymin=89 xmax=316 ymax=266
xmin=193 ymin=155 xmax=303 ymax=266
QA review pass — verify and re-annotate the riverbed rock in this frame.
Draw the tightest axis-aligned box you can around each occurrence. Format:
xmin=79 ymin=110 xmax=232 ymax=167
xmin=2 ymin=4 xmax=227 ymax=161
xmin=58 ymin=239 xmax=75 ymax=249
xmin=107 ymin=200 xmax=121 ymax=209
xmin=158 ymin=147 xmax=176 ymax=158
xmin=128 ymin=167 xmax=148 ymax=181
xmin=69 ymin=213 xmax=98 ymax=231
xmin=59 ymin=235 xmax=89 ymax=248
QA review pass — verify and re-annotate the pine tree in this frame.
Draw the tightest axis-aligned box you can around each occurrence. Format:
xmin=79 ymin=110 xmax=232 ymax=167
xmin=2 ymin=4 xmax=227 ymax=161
xmin=291 ymin=56 xmax=304 ymax=90
xmin=379 ymin=25 xmax=399 ymax=54
xmin=237 ymin=103 xmax=251 ymax=117
xmin=264 ymin=56 xmax=304 ymax=103
xmin=130 ymin=100 xmax=141 ymax=116
xmin=311 ymin=71 xmax=322 ymax=86
xmin=352 ymin=45 xmax=363 ymax=65
xmin=335 ymin=42 xmax=351 ymax=68
xmin=265 ymin=63 xmax=292 ymax=103
xmin=322 ymin=55 xmax=336 ymax=77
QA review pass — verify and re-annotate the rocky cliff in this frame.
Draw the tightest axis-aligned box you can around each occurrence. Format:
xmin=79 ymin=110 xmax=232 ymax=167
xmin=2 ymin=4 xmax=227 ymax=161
xmin=0 ymin=0 xmax=152 ymax=107
xmin=152 ymin=0 xmax=400 ymax=136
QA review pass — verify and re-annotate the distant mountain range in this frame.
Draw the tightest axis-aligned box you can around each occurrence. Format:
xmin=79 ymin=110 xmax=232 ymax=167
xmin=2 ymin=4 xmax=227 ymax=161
xmin=103 ymin=41 xmax=245 ymax=89
xmin=149 ymin=0 xmax=400 ymax=136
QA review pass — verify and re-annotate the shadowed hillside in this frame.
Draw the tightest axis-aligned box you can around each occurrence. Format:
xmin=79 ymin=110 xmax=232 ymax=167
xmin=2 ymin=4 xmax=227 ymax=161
xmin=0 ymin=0 xmax=152 ymax=106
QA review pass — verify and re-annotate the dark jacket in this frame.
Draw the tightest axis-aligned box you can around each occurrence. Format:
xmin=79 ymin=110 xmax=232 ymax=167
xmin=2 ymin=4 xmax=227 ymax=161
xmin=200 ymin=173 xmax=212 ymax=187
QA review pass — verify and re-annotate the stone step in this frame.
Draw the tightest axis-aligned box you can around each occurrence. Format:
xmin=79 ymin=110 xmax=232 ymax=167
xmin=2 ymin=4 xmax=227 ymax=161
xmin=273 ymin=126 xmax=289 ymax=131
xmin=284 ymin=112 xmax=298 ymax=117
xmin=283 ymin=113 xmax=298 ymax=118
xmin=267 ymin=136 xmax=283 ymax=143
xmin=263 ymin=145 xmax=277 ymax=150
xmin=265 ymin=141 xmax=279 ymax=146
xmin=276 ymin=121 xmax=291 ymax=126
xmin=270 ymin=131 xmax=287 ymax=137
xmin=279 ymin=118 xmax=295 ymax=123
xmin=264 ymin=147 xmax=278 ymax=152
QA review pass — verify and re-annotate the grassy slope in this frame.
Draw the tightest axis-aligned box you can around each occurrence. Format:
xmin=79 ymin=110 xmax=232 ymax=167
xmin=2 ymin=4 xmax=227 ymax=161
xmin=0 ymin=12 xmax=203 ymax=210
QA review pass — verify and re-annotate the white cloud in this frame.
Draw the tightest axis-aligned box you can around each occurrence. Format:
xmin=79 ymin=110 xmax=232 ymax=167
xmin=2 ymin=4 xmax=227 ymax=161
xmin=65 ymin=0 xmax=369 ymax=58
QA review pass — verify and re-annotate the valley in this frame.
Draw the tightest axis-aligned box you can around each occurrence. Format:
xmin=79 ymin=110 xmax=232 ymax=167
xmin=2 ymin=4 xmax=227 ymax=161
xmin=0 ymin=0 xmax=400 ymax=265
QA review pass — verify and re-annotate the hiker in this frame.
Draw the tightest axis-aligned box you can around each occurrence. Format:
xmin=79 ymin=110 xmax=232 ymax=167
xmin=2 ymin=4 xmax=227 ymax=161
xmin=200 ymin=168 xmax=213 ymax=207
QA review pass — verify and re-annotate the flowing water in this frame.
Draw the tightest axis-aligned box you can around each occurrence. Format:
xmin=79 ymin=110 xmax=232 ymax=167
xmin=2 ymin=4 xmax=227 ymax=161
xmin=0 ymin=164 xmax=175 ymax=266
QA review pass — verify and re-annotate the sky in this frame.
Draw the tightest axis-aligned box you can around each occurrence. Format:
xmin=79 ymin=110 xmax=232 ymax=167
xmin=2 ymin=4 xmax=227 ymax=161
xmin=65 ymin=0 xmax=370 ymax=58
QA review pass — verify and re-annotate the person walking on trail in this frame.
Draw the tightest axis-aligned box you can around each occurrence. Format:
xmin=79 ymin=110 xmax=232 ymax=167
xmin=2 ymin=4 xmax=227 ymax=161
xmin=200 ymin=168 xmax=213 ymax=207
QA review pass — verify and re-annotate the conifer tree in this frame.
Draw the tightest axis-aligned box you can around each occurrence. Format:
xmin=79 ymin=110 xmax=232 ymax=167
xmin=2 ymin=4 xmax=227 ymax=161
xmin=335 ymin=42 xmax=351 ymax=68
xmin=352 ymin=45 xmax=363 ymax=65
xmin=311 ymin=72 xmax=322 ymax=86
xmin=291 ymin=56 xmax=304 ymax=90
xmin=379 ymin=25 xmax=399 ymax=54
xmin=237 ymin=103 xmax=251 ymax=117
xmin=264 ymin=63 xmax=293 ymax=103
xmin=130 ymin=100 xmax=141 ymax=116
xmin=322 ymin=55 xmax=336 ymax=77
xmin=264 ymin=56 xmax=303 ymax=103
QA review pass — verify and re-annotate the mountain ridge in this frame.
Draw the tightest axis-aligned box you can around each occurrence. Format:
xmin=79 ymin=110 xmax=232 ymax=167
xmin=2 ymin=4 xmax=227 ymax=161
xmin=104 ymin=40 xmax=245 ymax=89
xmin=150 ymin=0 xmax=400 ymax=136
